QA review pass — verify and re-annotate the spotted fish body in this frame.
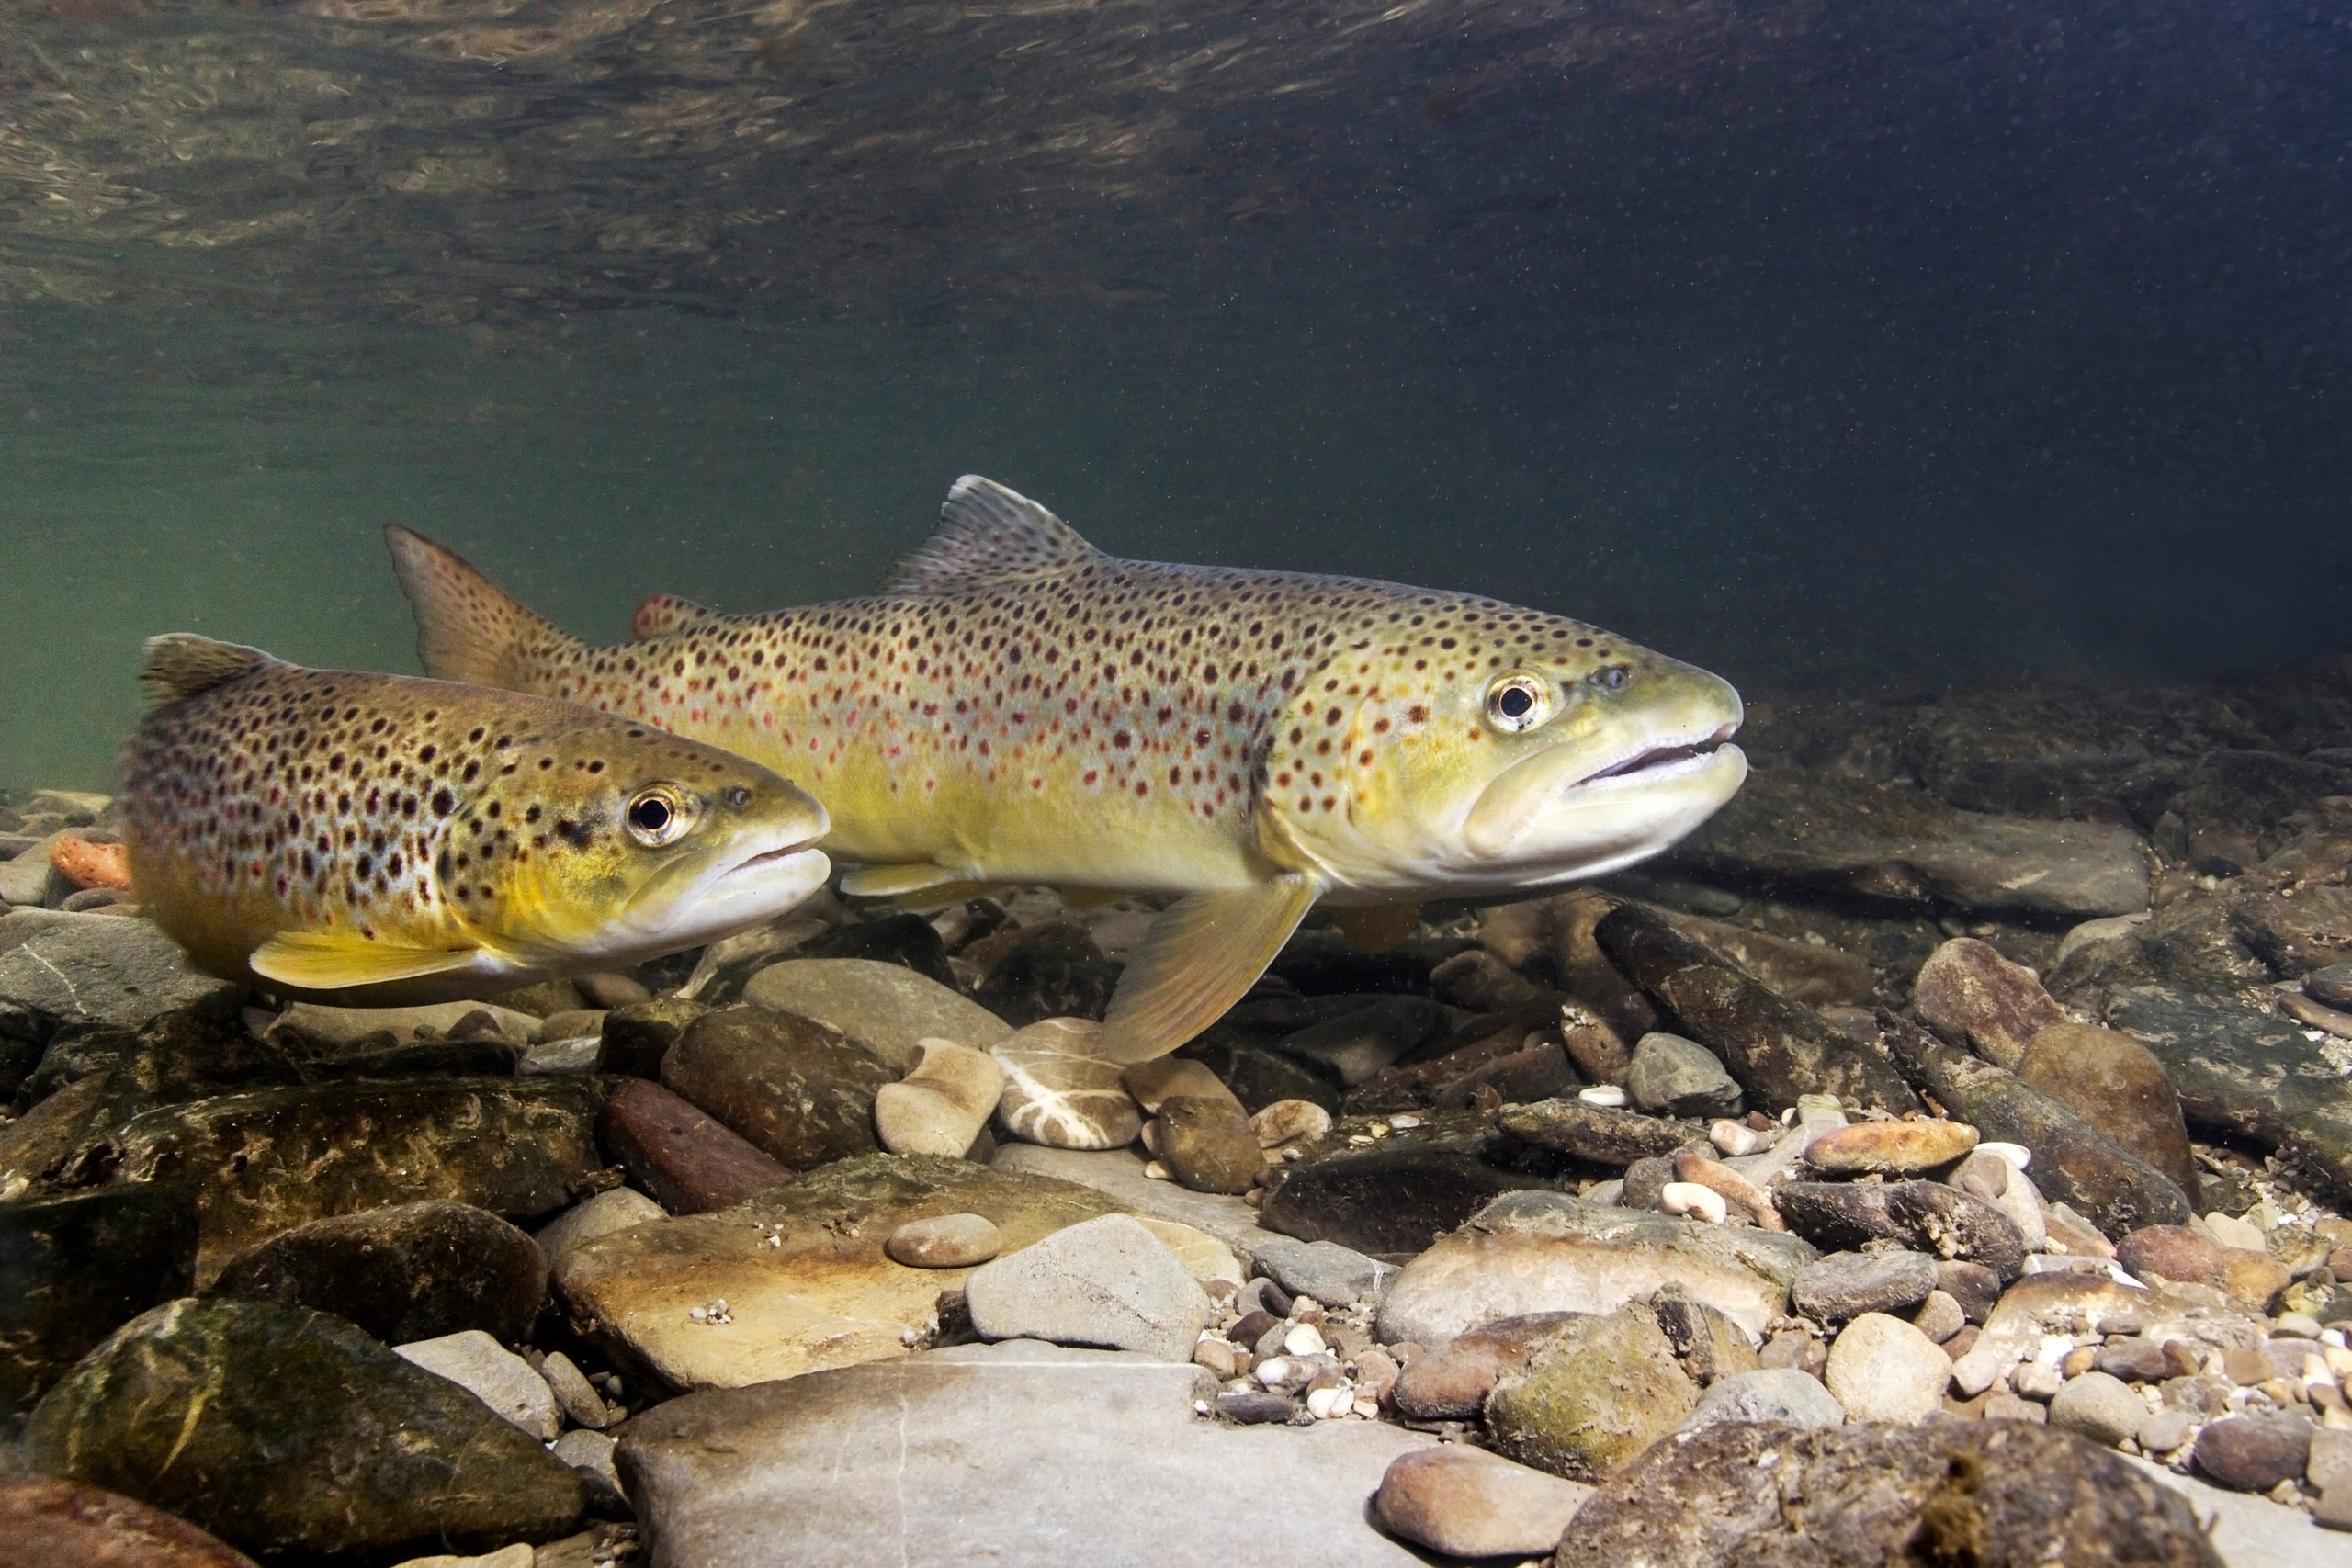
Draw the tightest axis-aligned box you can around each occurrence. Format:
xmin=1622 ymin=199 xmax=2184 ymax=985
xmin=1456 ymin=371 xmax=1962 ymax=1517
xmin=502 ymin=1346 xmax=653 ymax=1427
xmin=119 ymin=635 xmax=831 ymax=1003
xmin=389 ymin=478 xmax=1747 ymax=1058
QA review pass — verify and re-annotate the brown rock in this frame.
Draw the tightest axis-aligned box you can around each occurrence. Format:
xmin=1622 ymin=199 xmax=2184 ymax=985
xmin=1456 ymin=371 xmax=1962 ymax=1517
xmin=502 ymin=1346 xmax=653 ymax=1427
xmin=598 ymin=1078 xmax=793 ymax=1213
xmin=1391 ymin=1312 xmax=1588 ymax=1419
xmin=2218 ymin=1248 xmax=2291 ymax=1314
xmin=2193 ymin=1414 xmax=2314 ymax=1492
xmin=1496 ymin=1098 xmax=1702 ymax=1167
xmin=885 ymin=1213 xmax=1001 ymax=1269
xmin=1649 ymin=907 xmax=1876 ymax=1010
xmin=1156 ymin=1094 xmax=1263 ymax=1195
xmin=1373 ymin=1445 xmax=1591 ymax=1559
xmin=1804 ymin=1118 xmax=1978 ymax=1174
xmin=1912 ymin=938 xmax=2070 ymax=1070
xmin=661 ymin=1005 xmax=892 ymax=1170
xmin=1119 ymin=1059 xmax=1232 ymax=1115
xmin=2016 ymin=1023 xmax=2198 ymax=1198
xmin=2116 ymin=1225 xmax=2226 ymax=1288
xmin=0 ymin=1477 xmax=260 ymax=1568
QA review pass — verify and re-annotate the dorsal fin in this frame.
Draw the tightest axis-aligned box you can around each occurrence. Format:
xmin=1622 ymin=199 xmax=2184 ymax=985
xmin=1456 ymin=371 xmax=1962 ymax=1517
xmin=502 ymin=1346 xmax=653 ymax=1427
xmin=631 ymin=592 xmax=724 ymax=642
xmin=876 ymin=476 xmax=1104 ymax=596
xmin=138 ymin=634 xmax=282 ymax=705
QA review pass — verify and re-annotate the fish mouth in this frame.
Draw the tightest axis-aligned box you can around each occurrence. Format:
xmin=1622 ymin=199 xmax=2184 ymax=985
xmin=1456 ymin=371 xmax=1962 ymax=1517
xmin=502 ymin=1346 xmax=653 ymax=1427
xmin=1567 ymin=722 xmax=1742 ymax=791
xmin=724 ymin=835 xmax=825 ymax=878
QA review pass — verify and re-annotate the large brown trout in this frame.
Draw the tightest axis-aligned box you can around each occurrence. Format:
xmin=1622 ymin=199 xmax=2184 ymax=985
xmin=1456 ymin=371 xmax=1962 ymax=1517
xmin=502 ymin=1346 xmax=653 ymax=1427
xmin=387 ymin=477 xmax=1746 ymax=1057
xmin=119 ymin=633 xmax=831 ymax=1002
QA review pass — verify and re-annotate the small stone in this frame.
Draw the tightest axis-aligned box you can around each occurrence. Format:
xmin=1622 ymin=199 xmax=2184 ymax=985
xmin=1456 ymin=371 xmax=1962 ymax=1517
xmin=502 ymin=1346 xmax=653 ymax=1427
xmin=1659 ymin=1181 xmax=1728 ymax=1224
xmin=1912 ymin=938 xmax=2070 ymax=1070
xmin=1214 ymin=1390 xmax=1295 ymax=1424
xmin=2015 ymin=1023 xmax=2199 ymax=1199
xmin=2312 ymin=1428 xmax=2352 ymax=1491
xmin=533 ymin=1188 xmax=666 ymax=1269
xmin=577 ymin=972 xmax=652 ymax=1010
xmin=1623 ymin=1032 xmax=1742 ymax=1119
xmin=2013 ymin=1361 xmax=2065 ymax=1401
xmin=1273 ymin=997 xmax=1449 ymax=1086
xmin=886 ymin=1213 xmax=1002 ymax=1269
xmin=2277 ymin=1312 xmax=2323 ymax=1339
xmin=2116 ymin=1225 xmax=2226 ymax=1288
xmin=1248 ymin=1235 xmax=1395 ymax=1305
xmin=2138 ymin=1410 xmax=2194 ymax=1453
xmin=2047 ymin=1371 xmax=2144 ymax=1446
xmin=1283 ymin=1322 xmax=1327 ymax=1357
xmin=2094 ymin=1337 xmax=2174 ymax=1383
xmin=989 ymin=1018 xmax=1142 ymax=1150
xmin=518 ymin=1035 xmax=603 ymax=1076
xmin=595 ymin=996 xmax=707 ymax=1079
xmin=1913 ymin=1290 xmax=1966 ymax=1344
xmin=1823 ymin=1312 xmax=1951 ymax=1425
xmin=598 ymin=1078 xmax=792 ymax=1214
xmin=1133 ymin=1218 xmax=1241 ymax=1286
xmin=963 ymin=1213 xmax=1210 ymax=1360
xmin=1579 ymin=1084 xmax=1628 ymax=1108
xmin=1984 ymin=1391 xmax=2047 ymax=1424
xmin=2202 ymin=1210 xmax=2265 ymax=1251
xmin=1373 ymin=1445 xmax=1593 ymax=1559
xmin=1192 ymin=1338 xmax=1244 ymax=1380
xmin=874 ymin=1039 xmax=1005 ymax=1157
xmin=2306 ymin=963 xmax=2352 ymax=1010
xmin=1709 ymin=1119 xmax=1772 ymax=1156
xmin=1804 ymin=1119 xmax=1979 ymax=1174
xmin=1157 ymin=1094 xmax=1262 ymax=1195
xmin=537 ymin=1351 xmax=609 ymax=1430
xmin=1793 ymin=1250 xmax=1939 ymax=1323
xmin=1250 ymin=1099 xmax=1331 ymax=1148
xmin=549 ymin=1428 xmax=625 ymax=1512
xmin=1682 ymin=1367 xmax=1846 ymax=1431
xmin=394 ymin=1330 xmax=562 ymax=1441
xmin=2193 ymin=1414 xmax=2315 ymax=1492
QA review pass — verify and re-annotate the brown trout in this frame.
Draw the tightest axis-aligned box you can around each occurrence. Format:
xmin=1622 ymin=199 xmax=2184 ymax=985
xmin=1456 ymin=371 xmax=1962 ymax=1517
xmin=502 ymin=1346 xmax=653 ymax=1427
xmin=387 ymin=477 xmax=1746 ymax=1058
xmin=119 ymin=634 xmax=831 ymax=1002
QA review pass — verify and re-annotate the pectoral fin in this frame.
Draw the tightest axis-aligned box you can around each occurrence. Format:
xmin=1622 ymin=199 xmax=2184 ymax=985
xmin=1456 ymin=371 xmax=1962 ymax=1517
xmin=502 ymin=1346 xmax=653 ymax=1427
xmin=1098 ymin=874 xmax=1322 ymax=1065
xmin=837 ymin=863 xmax=981 ymax=901
xmin=250 ymin=931 xmax=481 ymax=991
xmin=1329 ymin=903 xmax=1421 ymax=954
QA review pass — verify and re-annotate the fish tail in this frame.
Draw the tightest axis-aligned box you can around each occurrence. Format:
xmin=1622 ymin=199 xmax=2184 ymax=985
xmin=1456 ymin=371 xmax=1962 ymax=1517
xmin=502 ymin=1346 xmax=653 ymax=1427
xmin=383 ymin=525 xmax=582 ymax=691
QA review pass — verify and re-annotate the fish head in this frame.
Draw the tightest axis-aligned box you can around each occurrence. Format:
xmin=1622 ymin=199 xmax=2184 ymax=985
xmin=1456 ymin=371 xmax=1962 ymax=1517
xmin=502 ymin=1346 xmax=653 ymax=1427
xmin=1258 ymin=616 xmax=1746 ymax=897
xmin=453 ymin=725 xmax=831 ymax=966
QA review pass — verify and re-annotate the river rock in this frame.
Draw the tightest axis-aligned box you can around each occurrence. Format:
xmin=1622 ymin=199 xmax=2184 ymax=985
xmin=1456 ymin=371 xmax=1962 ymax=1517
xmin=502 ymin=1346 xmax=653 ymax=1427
xmin=1261 ymin=1146 xmax=1548 ymax=1257
xmin=535 ymin=1187 xmax=667 ymax=1268
xmin=206 ymin=1200 xmax=546 ymax=1346
xmin=2115 ymin=1225 xmax=2228 ymax=1289
xmin=1624 ymin=1032 xmax=1742 ymax=1118
xmin=1596 ymin=904 xmax=1920 ymax=1114
xmin=886 ymin=1212 xmax=1001 ymax=1268
xmin=970 ymin=922 xmax=1122 ymax=1026
xmin=661 ymin=1005 xmax=892 ymax=1169
xmin=1496 ymin=1097 xmax=1702 ymax=1165
xmin=1 ymin=1184 xmax=197 ymax=1422
xmin=1389 ymin=1312 xmax=1587 ymax=1418
xmin=1248 ymin=1235 xmax=1394 ymax=1305
xmin=263 ymin=998 xmax=541 ymax=1049
xmin=2048 ymin=1370 xmax=2145 ymax=1446
xmin=1250 ymin=1098 xmax=1333 ymax=1148
xmin=0 ymin=1477 xmax=261 ymax=1568
xmin=740 ymin=958 xmax=1012 ymax=1071
xmin=552 ymin=1154 xmax=1125 ymax=1390
xmin=2016 ymin=1023 xmax=2199 ymax=1198
xmin=1273 ymin=997 xmax=1450 ymax=1086
xmin=2311 ymin=964 xmax=2352 ymax=1010
xmin=964 ymin=1213 xmax=1209 ymax=1359
xmin=1373 ymin=1445 xmax=1592 ymax=1559
xmin=1773 ymin=1180 xmax=2023 ymax=1281
xmin=799 ymin=911 xmax=958 ymax=988
xmin=23 ymin=1298 xmax=582 ymax=1560
xmin=2194 ymin=1414 xmax=2315 ymax=1492
xmin=1120 ymin=1057 xmax=1234 ymax=1114
xmin=0 ymin=912 xmax=245 ymax=1032
xmin=1792 ymin=1249 xmax=1938 ymax=1322
xmin=1912 ymin=938 xmax=2071 ymax=1070
xmin=1486 ymin=1303 xmax=1701 ymax=1480
xmin=394 ymin=1328 xmax=562 ymax=1440
xmin=874 ymin=1038 xmax=1004 ymax=1158
xmin=1157 ymin=1093 xmax=1262 ymax=1194
xmin=596 ymin=996 xmax=707 ymax=1079
xmin=1822 ymin=1310 xmax=1951 ymax=1423
xmin=1804 ymin=1117 xmax=1979 ymax=1174
xmin=1376 ymin=1190 xmax=1814 ymax=1347
xmin=1645 ymin=907 xmax=1876 ymax=1009
xmin=1682 ymin=1365 xmax=1846 ymax=1430
xmin=599 ymin=1077 xmax=794 ymax=1213
xmin=989 ymin=1017 xmax=1142 ymax=1149
xmin=1553 ymin=1417 xmax=2220 ymax=1568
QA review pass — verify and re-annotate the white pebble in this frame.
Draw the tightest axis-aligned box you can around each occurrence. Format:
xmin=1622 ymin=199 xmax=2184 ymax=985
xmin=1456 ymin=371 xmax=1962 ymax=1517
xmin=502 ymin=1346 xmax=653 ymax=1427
xmin=1709 ymin=1119 xmax=1770 ymax=1156
xmin=1579 ymin=1084 xmax=1628 ymax=1108
xmin=1976 ymin=1142 xmax=2033 ymax=1171
xmin=1389 ymin=1113 xmax=1422 ymax=1129
xmin=1660 ymin=1181 xmax=1729 ymax=1224
xmin=1306 ymin=1384 xmax=1352 ymax=1419
xmin=1254 ymin=1357 xmax=1295 ymax=1388
xmin=1142 ymin=1160 xmax=1171 ymax=1180
xmin=1283 ymin=1323 xmax=1328 ymax=1357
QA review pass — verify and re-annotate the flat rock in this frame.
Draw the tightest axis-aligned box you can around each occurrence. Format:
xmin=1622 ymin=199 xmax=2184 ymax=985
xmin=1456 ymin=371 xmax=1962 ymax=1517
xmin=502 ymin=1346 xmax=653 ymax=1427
xmin=618 ymin=1341 xmax=1434 ymax=1565
xmin=1390 ymin=1312 xmax=1589 ymax=1420
xmin=1376 ymin=1190 xmax=1814 ymax=1347
xmin=0 ymin=1476 xmax=260 ymax=1568
xmin=1555 ymin=1418 xmax=2220 ymax=1568
xmin=1682 ymin=1365 xmax=1845 ymax=1430
xmin=662 ymin=1005 xmax=893 ymax=1169
xmin=887 ymin=1213 xmax=1001 ymax=1268
xmin=394 ymin=1328 xmax=562 ymax=1440
xmin=22 ymin=1298 xmax=582 ymax=1561
xmin=1247 ymin=1235 xmax=1395 ymax=1305
xmin=1804 ymin=1118 xmax=1979 ymax=1173
xmin=1624 ymin=1032 xmax=1743 ymax=1118
xmin=739 ymin=959 xmax=1011 ymax=1072
xmin=600 ymin=1077 xmax=794 ymax=1213
xmin=874 ymin=1039 xmax=1003 ymax=1158
xmin=1485 ymin=1303 xmax=1700 ymax=1481
xmin=266 ymin=999 xmax=542 ymax=1048
xmin=1373 ymin=1445 xmax=1592 ymax=1559
xmin=990 ymin=1018 xmax=1144 ymax=1150
xmin=1497 ymin=1098 xmax=1702 ymax=1166
xmin=207 ymin=1200 xmax=546 ymax=1346
xmin=94 ymin=1077 xmax=607 ymax=1286
xmin=964 ymin=1213 xmax=1209 ymax=1359
xmin=0 ymin=912 xmax=245 ymax=1032
xmin=1912 ymin=937 xmax=2071 ymax=1070
xmin=1261 ymin=1145 xmax=1550 ymax=1257
xmin=1792 ymin=1249 xmax=1938 ymax=1322
xmin=988 ymin=1143 xmax=1283 ymax=1256
xmin=2018 ymin=1022 xmax=2199 ymax=1199
xmin=0 ymin=1185 xmax=197 ymax=1424
xmin=2137 ymin=1457 xmax=2352 ymax=1568
xmin=552 ymin=1154 xmax=1125 ymax=1390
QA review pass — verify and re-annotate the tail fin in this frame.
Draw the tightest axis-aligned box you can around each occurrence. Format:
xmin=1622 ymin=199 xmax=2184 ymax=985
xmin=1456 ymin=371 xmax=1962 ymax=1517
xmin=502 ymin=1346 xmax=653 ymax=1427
xmin=383 ymin=525 xmax=581 ymax=691
xmin=139 ymin=634 xmax=281 ymax=705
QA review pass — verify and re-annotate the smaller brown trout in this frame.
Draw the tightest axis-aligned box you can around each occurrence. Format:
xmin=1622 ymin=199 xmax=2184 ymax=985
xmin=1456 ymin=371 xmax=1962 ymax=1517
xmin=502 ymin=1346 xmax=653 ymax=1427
xmin=119 ymin=634 xmax=831 ymax=1002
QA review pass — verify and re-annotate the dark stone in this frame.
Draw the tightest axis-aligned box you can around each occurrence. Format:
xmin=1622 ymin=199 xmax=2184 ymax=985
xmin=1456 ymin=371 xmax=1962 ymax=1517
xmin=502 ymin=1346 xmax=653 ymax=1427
xmin=1497 ymin=1099 xmax=1701 ymax=1167
xmin=1227 ymin=1309 xmax=1280 ymax=1347
xmin=2192 ymin=1414 xmax=2315 ymax=1493
xmin=798 ymin=912 xmax=957 ymax=988
xmin=971 ymin=925 xmax=1122 ymax=1027
xmin=1340 ymin=1005 xmax=1556 ymax=1113
xmin=1430 ymin=1039 xmax=1574 ymax=1110
xmin=0 ymin=1185 xmax=198 ymax=1425
xmin=1911 ymin=938 xmax=2070 ymax=1071
xmin=1936 ymin=1260 xmax=2003 ymax=1324
xmin=2232 ymin=880 xmax=2352 ymax=977
xmin=2094 ymin=1337 xmax=2176 ymax=1383
xmin=1648 ymin=1283 xmax=1758 ymax=1388
xmin=22 ymin=1010 xmax=295 ymax=1111
xmin=0 ymin=1069 xmax=159 ymax=1195
xmin=1427 ymin=949 xmax=1544 ymax=1011
xmin=2310 ymin=964 xmax=2352 ymax=1010
xmin=599 ymin=1077 xmax=794 ymax=1213
xmin=1554 ymin=1410 xmax=2221 ymax=1567
xmin=1259 ymin=1146 xmax=1548 ymax=1258
xmin=1776 ymin=1180 xmax=1909 ymax=1251
xmin=2105 ymin=981 xmax=2352 ymax=1205
xmin=1623 ymin=1032 xmax=1743 ymax=1118
xmin=0 ymin=913 xmax=247 ymax=1035
xmin=1878 ymin=1010 xmax=2191 ymax=1236
xmin=1645 ymin=907 xmax=1877 ymax=1010
xmin=1485 ymin=1303 xmax=1699 ymax=1481
xmin=0 ymin=1005 xmax=45 ymax=1102
xmin=2016 ymin=1024 xmax=2199 ymax=1200
xmin=1272 ymin=997 xmax=1450 ymax=1087
xmin=206 ymin=1200 xmax=546 ymax=1345
xmin=1265 ymin=930 xmax=1472 ymax=997
xmin=1157 ymin=1094 xmax=1261 ymax=1195
xmin=297 ymin=1036 xmax=519 ymax=1080
xmin=661 ymin=1005 xmax=892 ymax=1169
xmin=0 ymin=1477 xmax=260 ymax=1568
xmin=1622 ymin=1155 xmax=1676 ymax=1212
xmin=1172 ymin=1038 xmax=1340 ymax=1114
xmin=598 ymin=996 xmax=708 ymax=1079
xmin=1791 ymin=1249 xmax=1937 ymax=1322
xmin=1597 ymin=904 xmax=1920 ymax=1115
xmin=2177 ymin=750 xmax=2352 ymax=874
xmin=22 ymin=1298 xmax=583 ymax=1560
xmin=1883 ymin=1180 xmax=2028 ymax=1281
xmin=1213 ymin=1390 xmax=1297 ymax=1424
xmin=82 ymin=1077 xmax=610 ymax=1287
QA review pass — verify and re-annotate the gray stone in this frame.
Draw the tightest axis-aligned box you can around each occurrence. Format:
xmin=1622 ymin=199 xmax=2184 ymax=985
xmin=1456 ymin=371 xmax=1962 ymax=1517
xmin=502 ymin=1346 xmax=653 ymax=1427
xmin=1912 ymin=937 xmax=2070 ymax=1071
xmin=2048 ymin=1370 xmax=2146 ymax=1447
xmin=551 ymin=1428 xmax=626 ymax=1511
xmin=988 ymin=1143 xmax=1283 ymax=1257
xmin=2194 ymin=1414 xmax=2315 ymax=1493
xmin=1274 ymin=997 xmax=1449 ymax=1086
xmin=0 ymin=912 xmax=244 ymax=1031
xmin=264 ymin=998 xmax=545 ymax=1047
xmin=540 ymin=1350 xmax=611 ymax=1430
xmin=1248 ymin=1236 xmax=1396 ymax=1305
xmin=535 ymin=1188 xmax=667 ymax=1269
xmin=520 ymin=1035 xmax=603 ymax=1075
xmin=22 ymin=1299 xmax=582 ymax=1561
xmin=2312 ymin=964 xmax=2352 ymax=1011
xmin=1681 ymin=1366 xmax=1846 ymax=1431
xmin=964 ymin=1213 xmax=1209 ymax=1360
xmin=1624 ymin=1032 xmax=1743 ymax=1118
xmin=1822 ymin=1311 xmax=1950 ymax=1424
xmin=394 ymin=1329 xmax=562 ymax=1441
xmin=1791 ymin=1249 xmax=1938 ymax=1322
xmin=617 ymin=1342 xmax=1434 ymax=1566
xmin=2137 ymin=1456 xmax=2352 ymax=1567
xmin=739 ymin=958 xmax=1011 ymax=1071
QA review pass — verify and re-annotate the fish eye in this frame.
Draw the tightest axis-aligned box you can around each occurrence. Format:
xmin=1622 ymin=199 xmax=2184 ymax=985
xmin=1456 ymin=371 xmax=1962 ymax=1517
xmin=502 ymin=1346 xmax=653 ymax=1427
xmin=1485 ymin=672 xmax=1552 ymax=733
xmin=624 ymin=786 xmax=696 ymax=847
xmin=1589 ymin=663 xmax=1633 ymax=693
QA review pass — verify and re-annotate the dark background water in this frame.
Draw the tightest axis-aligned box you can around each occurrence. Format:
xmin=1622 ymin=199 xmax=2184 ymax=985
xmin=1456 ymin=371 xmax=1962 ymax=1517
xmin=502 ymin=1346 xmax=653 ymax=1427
xmin=2 ymin=0 xmax=2346 ymax=788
